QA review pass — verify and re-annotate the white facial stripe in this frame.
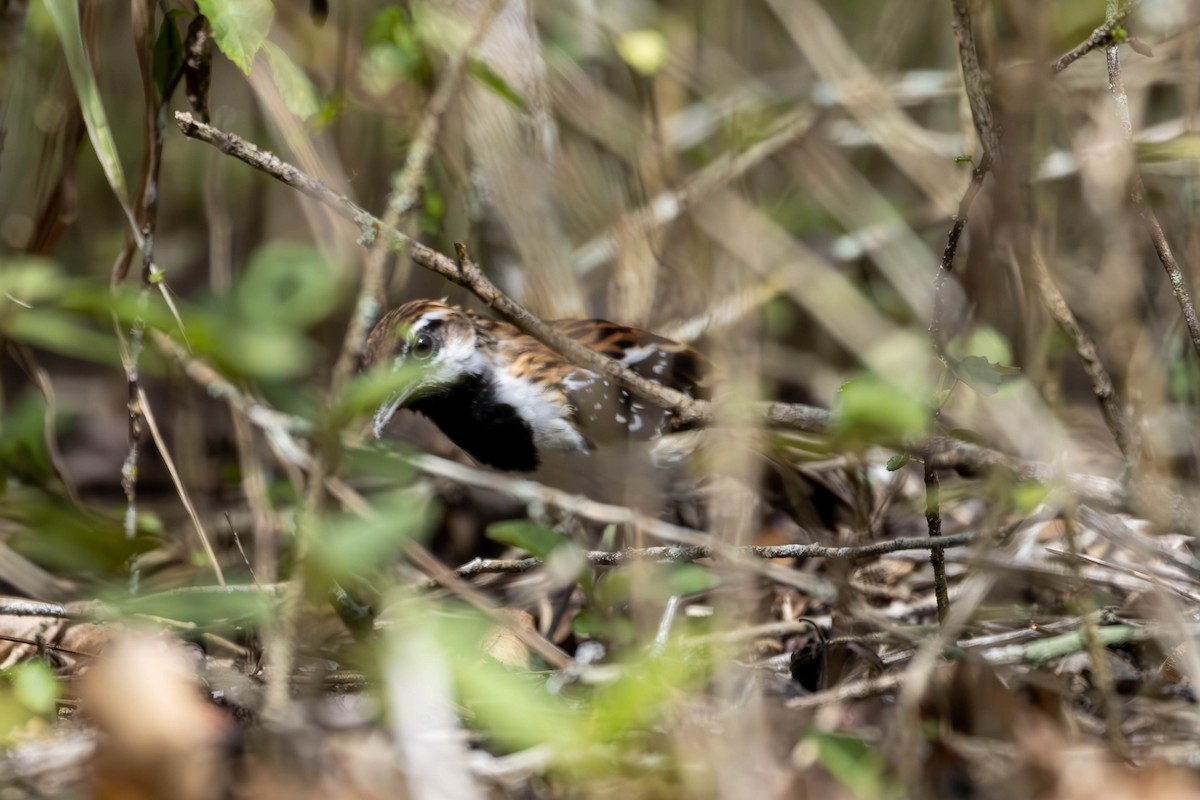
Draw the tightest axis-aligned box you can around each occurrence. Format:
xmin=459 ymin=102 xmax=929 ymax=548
xmin=487 ymin=355 xmax=588 ymax=454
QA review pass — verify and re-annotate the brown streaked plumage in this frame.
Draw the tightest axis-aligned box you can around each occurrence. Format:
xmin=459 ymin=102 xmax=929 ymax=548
xmin=362 ymin=299 xmax=710 ymax=472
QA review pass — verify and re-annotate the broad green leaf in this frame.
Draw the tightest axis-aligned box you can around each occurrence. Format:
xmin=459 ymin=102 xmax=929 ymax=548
xmin=328 ymin=365 xmax=426 ymax=429
xmin=152 ymin=9 xmax=186 ymax=98
xmin=235 ymin=241 xmax=342 ymax=328
xmin=1012 ymin=480 xmax=1050 ymax=512
xmin=10 ymin=661 xmax=60 ymax=715
xmin=886 ymin=454 xmax=911 ymax=471
xmin=664 ymin=563 xmax=717 ymax=596
xmin=807 ymin=730 xmax=894 ymax=800
xmin=615 ymin=29 xmax=668 ymax=76
xmin=311 ymin=490 xmax=436 ymax=580
xmin=833 ymin=376 xmax=930 ymax=444
xmin=43 ymin=0 xmax=131 ymax=208
xmin=2 ymin=309 xmax=120 ymax=366
xmin=212 ymin=324 xmax=313 ymax=381
xmin=195 ymin=0 xmax=273 ymax=75
xmin=947 ymin=354 xmax=1021 ymax=396
xmin=0 ymin=258 xmax=65 ymax=306
xmin=432 ymin=609 xmax=587 ymax=751
xmin=486 ymin=520 xmax=569 ymax=559
xmin=263 ymin=41 xmax=321 ymax=120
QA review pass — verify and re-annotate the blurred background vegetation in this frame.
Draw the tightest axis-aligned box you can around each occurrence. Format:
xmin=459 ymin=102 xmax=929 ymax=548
xmin=1 ymin=0 xmax=1200 ymax=797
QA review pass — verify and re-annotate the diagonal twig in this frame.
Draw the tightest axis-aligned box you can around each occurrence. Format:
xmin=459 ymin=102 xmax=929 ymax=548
xmin=1104 ymin=2 xmax=1200 ymax=360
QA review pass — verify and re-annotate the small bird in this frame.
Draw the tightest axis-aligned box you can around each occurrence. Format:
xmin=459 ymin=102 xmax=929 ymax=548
xmin=362 ymin=299 xmax=709 ymax=477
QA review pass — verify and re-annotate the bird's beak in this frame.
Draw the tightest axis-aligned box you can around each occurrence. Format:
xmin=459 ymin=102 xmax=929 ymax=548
xmin=372 ymin=387 xmax=414 ymax=439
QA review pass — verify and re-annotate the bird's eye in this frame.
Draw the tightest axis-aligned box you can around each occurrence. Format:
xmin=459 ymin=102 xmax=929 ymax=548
xmin=412 ymin=332 xmax=436 ymax=359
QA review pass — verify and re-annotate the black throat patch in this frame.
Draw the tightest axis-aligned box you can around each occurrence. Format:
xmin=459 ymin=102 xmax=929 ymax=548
xmin=409 ymin=372 xmax=539 ymax=472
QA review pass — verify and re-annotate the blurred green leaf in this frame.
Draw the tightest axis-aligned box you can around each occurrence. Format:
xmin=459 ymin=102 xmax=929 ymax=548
xmin=615 ymin=29 xmax=668 ymax=76
xmin=947 ymin=354 xmax=1021 ymax=397
xmin=311 ymin=490 xmax=436 ymax=581
xmin=236 ymin=241 xmax=342 ymax=328
xmin=0 ymin=393 xmax=52 ymax=485
xmin=468 ymin=59 xmax=527 ymax=111
xmin=1137 ymin=133 xmax=1200 ymax=164
xmin=0 ymin=258 xmax=65 ymax=306
xmin=213 ymin=324 xmax=313 ymax=381
xmin=1 ymin=486 xmax=158 ymax=577
xmin=886 ymin=454 xmax=911 ymax=471
xmin=152 ymin=9 xmax=186 ymax=98
xmin=113 ymin=585 xmax=271 ymax=626
xmin=328 ymin=365 xmax=425 ymax=429
xmin=263 ymin=41 xmax=321 ymax=120
xmin=586 ymin=643 xmax=707 ymax=743
xmin=807 ymin=729 xmax=894 ymax=800
xmin=195 ymin=0 xmax=273 ymax=75
xmin=43 ymin=0 xmax=130 ymax=204
xmin=663 ymin=563 xmax=716 ymax=596
xmin=833 ymin=376 xmax=930 ymax=444
xmin=434 ymin=609 xmax=587 ymax=752
xmin=10 ymin=660 xmax=61 ymax=715
xmin=2 ymin=308 xmax=120 ymax=366
xmin=1012 ymin=480 xmax=1050 ymax=512
xmin=486 ymin=520 xmax=569 ymax=559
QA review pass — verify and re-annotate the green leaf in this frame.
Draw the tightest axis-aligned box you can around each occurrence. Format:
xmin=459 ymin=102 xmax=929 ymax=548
xmin=311 ymin=490 xmax=436 ymax=580
xmin=213 ymin=324 xmax=313 ymax=381
xmin=43 ymin=0 xmax=130 ymax=204
xmin=486 ymin=520 xmax=569 ymax=559
xmin=2 ymin=309 xmax=120 ymax=366
xmin=10 ymin=661 xmax=60 ymax=715
xmin=947 ymin=354 xmax=1021 ymax=396
xmin=615 ymin=29 xmax=669 ymax=76
xmin=235 ymin=241 xmax=342 ymax=328
xmin=152 ymin=9 xmax=186 ymax=98
xmin=468 ymin=59 xmax=527 ymax=111
xmin=807 ymin=730 xmax=892 ymax=800
xmin=263 ymin=41 xmax=321 ymax=120
xmin=886 ymin=454 xmax=911 ymax=471
xmin=833 ymin=376 xmax=930 ymax=444
xmin=1012 ymin=480 xmax=1049 ymax=512
xmin=664 ymin=563 xmax=716 ymax=596
xmin=0 ymin=258 xmax=65 ymax=306
xmin=194 ymin=0 xmax=273 ymax=75
xmin=328 ymin=365 xmax=426 ymax=429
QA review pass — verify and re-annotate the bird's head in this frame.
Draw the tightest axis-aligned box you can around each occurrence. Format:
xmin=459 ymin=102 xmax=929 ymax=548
xmin=362 ymin=299 xmax=485 ymax=438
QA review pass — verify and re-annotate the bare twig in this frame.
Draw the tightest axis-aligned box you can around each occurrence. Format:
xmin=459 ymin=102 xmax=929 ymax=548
xmin=331 ymin=0 xmax=505 ymax=397
xmin=1051 ymin=5 xmax=1134 ymax=74
xmin=172 ymin=111 xmax=832 ymax=435
xmin=924 ymin=463 xmax=950 ymax=624
xmin=138 ymin=387 xmax=225 ymax=586
xmin=571 ymin=108 xmax=817 ymax=276
xmin=1104 ymin=3 xmax=1200 ymax=360
xmin=949 ymin=1 xmax=1000 ymax=162
xmin=438 ymin=532 xmax=976 ymax=582
xmin=1030 ymin=250 xmax=1133 ymax=459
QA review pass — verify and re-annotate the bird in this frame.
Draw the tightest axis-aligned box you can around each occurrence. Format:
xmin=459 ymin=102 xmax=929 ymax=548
xmin=362 ymin=299 xmax=710 ymax=479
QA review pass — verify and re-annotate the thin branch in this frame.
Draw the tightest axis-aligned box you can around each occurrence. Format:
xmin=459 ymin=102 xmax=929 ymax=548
xmin=1104 ymin=6 xmax=1200 ymax=361
xmin=1051 ymin=5 xmax=1134 ymax=74
xmin=438 ymin=533 xmax=976 ymax=582
xmin=173 ymin=111 xmax=833 ymax=435
xmin=138 ymin=388 xmax=225 ymax=586
xmin=1030 ymin=249 xmax=1133 ymax=459
xmin=330 ymin=0 xmax=506 ymax=397
xmin=924 ymin=463 xmax=950 ymax=624
xmin=949 ymin=0 xmax=1000 ymax=162
xmin=929 ymin=153 xmax=991 ymax=353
